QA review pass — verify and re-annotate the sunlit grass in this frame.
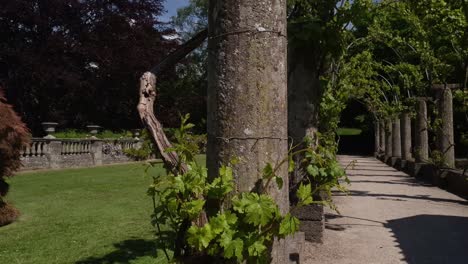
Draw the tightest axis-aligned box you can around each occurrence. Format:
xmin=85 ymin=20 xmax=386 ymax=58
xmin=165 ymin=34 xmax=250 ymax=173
xmin=337 ymin=128 xmax=363 ymax=136
xmin=0 ymin=163 xmax=166 ymax=264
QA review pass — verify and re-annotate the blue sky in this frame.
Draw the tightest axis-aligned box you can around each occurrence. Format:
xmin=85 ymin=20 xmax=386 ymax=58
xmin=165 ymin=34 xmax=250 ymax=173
xmin=161 ymin=0 xmax=189 ymax=21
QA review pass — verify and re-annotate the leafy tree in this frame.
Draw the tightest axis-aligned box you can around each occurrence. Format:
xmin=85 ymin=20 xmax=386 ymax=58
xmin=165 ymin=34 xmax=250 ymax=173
xmin=0 ymin=88 xmax=30 ymax=226
xmin=0 ymin=0 xmax=178 ymax=133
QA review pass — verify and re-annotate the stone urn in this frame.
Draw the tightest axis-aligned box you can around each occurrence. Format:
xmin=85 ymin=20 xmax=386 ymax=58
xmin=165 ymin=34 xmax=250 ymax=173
xmin=41 ymin=122 xmax=58 ymax=139
xmin=132 ymin=129 xmax=141 ymax=140
xmin=86 ymin=125 xmax=101 ymax=139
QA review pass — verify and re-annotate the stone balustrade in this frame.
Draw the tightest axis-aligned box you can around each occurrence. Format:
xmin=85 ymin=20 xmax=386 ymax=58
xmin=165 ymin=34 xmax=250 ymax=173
xmin=20 ymin=138 xmax=142 ymax=170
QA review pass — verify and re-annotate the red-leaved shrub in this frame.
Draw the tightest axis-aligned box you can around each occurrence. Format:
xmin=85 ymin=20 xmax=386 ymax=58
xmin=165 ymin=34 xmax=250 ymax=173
xmin=0 ymin=88 xmax=30 ymax=226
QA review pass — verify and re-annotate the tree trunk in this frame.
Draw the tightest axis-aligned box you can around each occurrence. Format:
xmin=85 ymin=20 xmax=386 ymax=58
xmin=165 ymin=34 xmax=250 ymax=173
xmin=207 ymin=0 xmax=289 ymax=263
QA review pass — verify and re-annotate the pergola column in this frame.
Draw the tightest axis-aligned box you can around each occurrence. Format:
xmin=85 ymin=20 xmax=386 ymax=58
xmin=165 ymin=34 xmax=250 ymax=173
xmin=385 ymin=119 xmax=393 ymax=158
xmin=380 ymin=120 xmax=386 ymax=154
xmin=374 ymin=121 xmax=380 ymax=156
xmin=414 ymin=98 xmax=429 ymax=162
xmin=400 ymin=112 xmax=412 ymax=160
xmin=392 ymin=117 xmax=402 ymax=158
xmin=432 ymin=84 xmax=458 ymax=168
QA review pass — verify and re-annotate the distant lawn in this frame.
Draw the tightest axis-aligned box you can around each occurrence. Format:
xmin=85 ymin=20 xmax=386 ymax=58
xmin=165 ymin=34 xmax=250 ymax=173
xmin=0 ymin=162 xmax=170 ymax=264
xmin=337 ymin=128 xmax=363 ymax=136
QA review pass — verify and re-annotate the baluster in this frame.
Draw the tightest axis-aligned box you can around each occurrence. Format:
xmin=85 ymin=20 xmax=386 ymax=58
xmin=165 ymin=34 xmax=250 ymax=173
xmin=28 ymin=143 xmax=33 ymax=156
xmin=34 ymin=142 xmax=39 ymax=156
xmin=39 ymin=142 xmax=44 ymax=156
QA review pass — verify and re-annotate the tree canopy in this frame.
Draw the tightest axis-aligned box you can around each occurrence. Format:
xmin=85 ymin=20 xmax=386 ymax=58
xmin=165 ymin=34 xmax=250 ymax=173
xmin=0 ymin=0 xmax=179 ymax=133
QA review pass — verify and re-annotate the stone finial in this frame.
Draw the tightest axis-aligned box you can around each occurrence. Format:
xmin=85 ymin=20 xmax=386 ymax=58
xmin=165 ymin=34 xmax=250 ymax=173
xmin=86 ymin=125 xmax=101 ymax=139
xmin=41 ymin=122 xmax=58 ymax=139
xmin=132 ymin=129 xmax=141 ymax=140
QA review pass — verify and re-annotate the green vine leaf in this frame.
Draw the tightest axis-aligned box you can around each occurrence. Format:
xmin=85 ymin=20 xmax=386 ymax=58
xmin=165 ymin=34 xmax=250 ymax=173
xmin=275 ymin=176 xmax=284 ymax=190
xmin=306 ymin=165 xmax=319 ymax=177
xmin=279 ymin=213 xmax=300 ymax=236
xmin=219 ymin=232 xmax=244 ymax=261
xmin=297 ymin=183 xmax=313 ymax=206
xmin=187 ymin=224 xmax=215 ymax=251
xmin=180 ymin=199 xmax=205 ymax=219
xmin=233 ymin=193 xmax=279 ymax=227
xmin=247 ymin=240 xmax=267 ymax=257
xmin=262 ymin=162 xmax=275 ymax=179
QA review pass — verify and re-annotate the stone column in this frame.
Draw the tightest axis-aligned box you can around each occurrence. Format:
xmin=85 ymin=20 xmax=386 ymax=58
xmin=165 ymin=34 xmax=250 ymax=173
xmin=380 ymin=120 xmax=386 ymax=154
xmin=414 ymin=98 xmax=429 ymax=162
xmin=91 ymin=140 xmax=103 ymax=166
xmin=433 ymin=84 xmax=457 ymax=168
xmin=385 ymin=119 xmax=393 ymax=158
xmin=374 ymin=121 xmax=380 ymax=156
xmin=208 ymin=1 xmax=290 ymax=262
xmin=392 ymin=117 xmax=402 ymax=158
xmin=46 ymin=140 xmax=62 ymax=169
xmin=400 ymin=112 xmax=412 ymax=160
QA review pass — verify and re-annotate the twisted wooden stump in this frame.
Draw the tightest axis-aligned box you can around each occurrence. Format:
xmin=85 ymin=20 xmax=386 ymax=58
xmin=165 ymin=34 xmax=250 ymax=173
xmin=137 ymin=30 xmax=209 ymax=231
xmin=137 ymin=72 xmax=187 ymax=174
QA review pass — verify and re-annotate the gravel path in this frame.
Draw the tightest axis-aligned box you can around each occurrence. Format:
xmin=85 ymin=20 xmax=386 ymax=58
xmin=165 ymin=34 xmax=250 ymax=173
xmin=303 ymin=155 xmax=468 ymax=264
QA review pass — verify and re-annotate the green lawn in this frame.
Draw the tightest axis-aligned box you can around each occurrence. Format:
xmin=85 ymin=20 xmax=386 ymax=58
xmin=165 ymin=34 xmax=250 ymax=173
xmin=0 ymin=162 xmax=168 ymax=264
xmin=336 ymin=128 xmax=363 ymax=136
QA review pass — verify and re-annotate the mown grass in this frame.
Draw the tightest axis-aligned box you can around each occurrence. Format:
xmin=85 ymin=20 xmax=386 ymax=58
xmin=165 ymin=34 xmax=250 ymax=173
xmin=336 ymin=128 xmax=363 ymax=136
xmin=0 ymin=162 xmax=167 ymax=264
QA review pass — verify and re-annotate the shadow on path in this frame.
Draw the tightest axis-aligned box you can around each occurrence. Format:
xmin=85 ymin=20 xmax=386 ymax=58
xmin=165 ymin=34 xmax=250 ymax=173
xmin=333 ymin=190 xmax=468 ymax=206
xmin=386 ymin=215 xmax=468 ymax=264
xmin=76 ymin=239 xmax=156 ymax=264
xmin=351 ymin=179 xmax=433 ymax=187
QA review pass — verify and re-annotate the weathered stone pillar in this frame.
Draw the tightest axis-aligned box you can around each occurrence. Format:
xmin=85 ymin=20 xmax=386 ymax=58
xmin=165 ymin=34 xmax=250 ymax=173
xmin=46 ymin=140 xmax=62 ymax=169
xmin=91 ymin=140 xmax=103 ymax=166
xmin=208 ymin=1 xmax=290 ymax=262
xmin=380 ymin=120 xmax=386 ymax=154
xmin=392 ymin=118 xmax=402 ymax=157
xmin=414 ymin=98 xmax=429 ymax=162
xmin=400 ymin=113 xmax=412 ymax=160
xmin=433 ymin=84 xmax=457 ymax=168
xmin=374 ymin=121 xmax=380 ymax=156
xmin=385 ymin=119 xmax=393 ymax=158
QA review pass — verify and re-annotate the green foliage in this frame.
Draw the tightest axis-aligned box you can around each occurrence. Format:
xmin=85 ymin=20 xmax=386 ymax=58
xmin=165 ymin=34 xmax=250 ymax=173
xmin=429 ymin=150 xmax=448 ymax=168
xmin=301 ymin=136 xmax=349 ymax=211
xmin=336 ymin=128 xmax=362 ymax=136
xmin=124 ymin=129 xmax=158 ymax=161
xmin=52 ymin=129 xmax=132 ymax=139
xmin=146 ymin=116 xmax=310 ymax=263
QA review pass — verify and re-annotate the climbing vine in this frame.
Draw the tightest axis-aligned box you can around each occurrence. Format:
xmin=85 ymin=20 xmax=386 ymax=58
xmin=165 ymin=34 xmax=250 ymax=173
xmin=146 ymin=115 xmax=315 ymax=263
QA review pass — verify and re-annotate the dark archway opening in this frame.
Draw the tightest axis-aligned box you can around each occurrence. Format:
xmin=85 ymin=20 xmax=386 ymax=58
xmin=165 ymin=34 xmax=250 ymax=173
xmin=337 ymin=100 xmax=375 ymax=156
